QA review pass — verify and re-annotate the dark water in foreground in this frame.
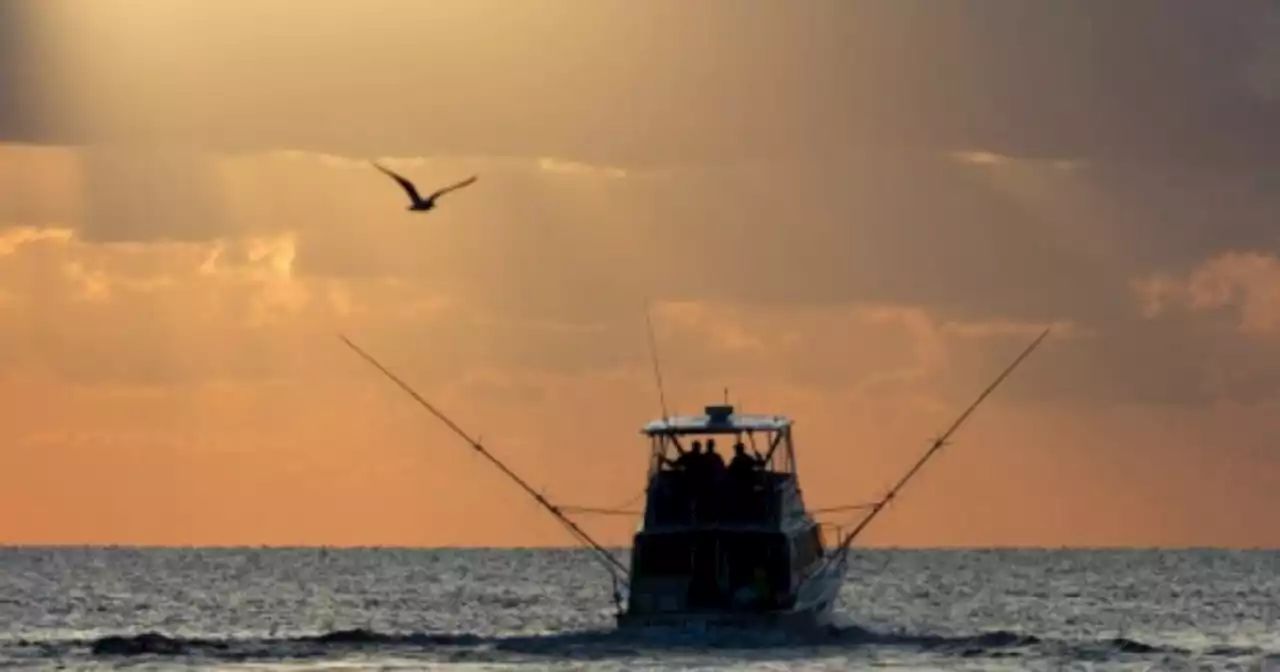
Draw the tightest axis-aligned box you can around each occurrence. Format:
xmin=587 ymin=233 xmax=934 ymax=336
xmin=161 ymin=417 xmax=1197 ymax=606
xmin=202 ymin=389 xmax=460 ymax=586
xmin=1 ymin=548 xmax=1277 ymax=670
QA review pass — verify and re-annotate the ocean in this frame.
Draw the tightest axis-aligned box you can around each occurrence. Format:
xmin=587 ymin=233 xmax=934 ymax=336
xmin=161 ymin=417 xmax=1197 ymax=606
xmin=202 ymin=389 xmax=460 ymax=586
xmin=0 ymin=547 xmax=1276 ymax=670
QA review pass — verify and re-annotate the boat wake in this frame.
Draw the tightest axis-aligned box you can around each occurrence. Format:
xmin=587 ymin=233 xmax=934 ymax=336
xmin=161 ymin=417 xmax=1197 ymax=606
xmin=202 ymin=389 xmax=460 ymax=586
xmin=4 ymin=625 xmax=1274 ymax=666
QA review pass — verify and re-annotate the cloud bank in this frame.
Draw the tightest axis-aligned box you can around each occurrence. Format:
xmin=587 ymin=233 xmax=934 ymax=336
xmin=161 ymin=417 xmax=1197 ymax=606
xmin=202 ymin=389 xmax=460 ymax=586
xmin=2 ymin=0 xmax=1280 ymax=546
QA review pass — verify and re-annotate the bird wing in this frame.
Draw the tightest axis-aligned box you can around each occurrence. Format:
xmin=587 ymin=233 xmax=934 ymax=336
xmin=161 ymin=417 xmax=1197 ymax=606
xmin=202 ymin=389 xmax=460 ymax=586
xmin=425 ymin=175 xmax=478 ymax=201
xmin=371 ymin=162 xmax=423 ymax=203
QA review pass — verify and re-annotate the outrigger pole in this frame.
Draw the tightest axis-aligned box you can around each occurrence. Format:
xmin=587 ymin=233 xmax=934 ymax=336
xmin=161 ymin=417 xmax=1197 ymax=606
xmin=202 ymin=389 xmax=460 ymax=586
xmin=337 ymin=335 xmax=631 ymax=593
xmin=830 ymin=326 xmax=1052 ymax=561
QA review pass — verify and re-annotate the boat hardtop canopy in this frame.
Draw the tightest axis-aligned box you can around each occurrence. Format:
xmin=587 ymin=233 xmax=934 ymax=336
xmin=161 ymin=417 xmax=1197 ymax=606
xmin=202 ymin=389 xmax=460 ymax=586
xmin=641 ymin=404 xmax=792 ymax=436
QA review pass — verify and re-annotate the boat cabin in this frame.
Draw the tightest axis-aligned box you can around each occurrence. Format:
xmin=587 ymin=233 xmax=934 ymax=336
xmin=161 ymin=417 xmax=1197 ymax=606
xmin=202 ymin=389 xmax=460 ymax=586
xmin=639 ymin=404 xmax=799 ymax=528
xmin=624 ymin=404 xmax=830 ymax=617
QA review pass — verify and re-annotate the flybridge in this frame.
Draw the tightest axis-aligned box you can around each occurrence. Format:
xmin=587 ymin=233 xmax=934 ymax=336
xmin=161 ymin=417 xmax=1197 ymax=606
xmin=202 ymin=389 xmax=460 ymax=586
xmin=641 ymin=405 xmax=792 ymax=436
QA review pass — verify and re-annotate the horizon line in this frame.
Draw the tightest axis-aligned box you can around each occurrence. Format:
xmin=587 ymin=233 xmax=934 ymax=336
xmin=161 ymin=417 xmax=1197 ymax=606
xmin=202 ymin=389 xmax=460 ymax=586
xmin=2 ymin=544 xmax=1278 ymax=552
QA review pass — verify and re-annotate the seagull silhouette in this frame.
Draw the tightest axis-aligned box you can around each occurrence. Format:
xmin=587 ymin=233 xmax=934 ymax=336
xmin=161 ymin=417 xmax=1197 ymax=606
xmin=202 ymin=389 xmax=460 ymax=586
xmin=371 ymin=162 xmax=478 ymax=212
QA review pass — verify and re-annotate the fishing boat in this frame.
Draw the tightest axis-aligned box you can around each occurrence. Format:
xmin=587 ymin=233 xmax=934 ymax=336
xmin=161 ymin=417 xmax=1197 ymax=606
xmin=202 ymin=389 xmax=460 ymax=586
xmin=615 ymin=403 xmax=843 ymax=629
xmin=337 ymin=324 xmax=1050 ymax=632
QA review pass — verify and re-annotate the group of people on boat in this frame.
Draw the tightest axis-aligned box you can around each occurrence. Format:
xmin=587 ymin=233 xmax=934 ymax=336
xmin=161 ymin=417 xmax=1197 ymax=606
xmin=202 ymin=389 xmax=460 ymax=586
xmin=666 ymin=437 xmax=765 ymax=479
xmin=659 ymin=437 xmax=769 ymax=523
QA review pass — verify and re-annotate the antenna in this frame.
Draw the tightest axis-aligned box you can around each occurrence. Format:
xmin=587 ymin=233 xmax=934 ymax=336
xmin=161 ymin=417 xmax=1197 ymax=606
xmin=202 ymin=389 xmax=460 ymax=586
xmin=643 ymin=298 xmax=672 ymax=422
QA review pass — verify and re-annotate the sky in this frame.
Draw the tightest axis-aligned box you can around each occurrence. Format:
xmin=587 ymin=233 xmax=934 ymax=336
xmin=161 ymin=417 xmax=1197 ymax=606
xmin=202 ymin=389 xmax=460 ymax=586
xmin=2 ymin=0 xmax=1280 ymax=548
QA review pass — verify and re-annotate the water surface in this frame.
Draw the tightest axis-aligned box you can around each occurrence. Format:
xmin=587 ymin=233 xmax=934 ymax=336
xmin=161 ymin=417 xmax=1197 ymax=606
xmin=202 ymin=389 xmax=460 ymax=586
xmin=1 ymin=548 xmax=1276 ymax=670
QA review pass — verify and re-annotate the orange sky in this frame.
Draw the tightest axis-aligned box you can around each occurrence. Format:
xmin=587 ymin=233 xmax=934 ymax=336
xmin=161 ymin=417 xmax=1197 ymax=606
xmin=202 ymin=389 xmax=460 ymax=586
xmin=2 ymin=1 xmax=1280 ymax=548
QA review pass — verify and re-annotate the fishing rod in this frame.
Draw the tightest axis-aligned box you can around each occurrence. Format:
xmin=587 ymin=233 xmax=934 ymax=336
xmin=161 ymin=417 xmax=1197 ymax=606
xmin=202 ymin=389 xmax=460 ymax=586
xmin=830 ymin=326 xmax=1052 ymax=561
xmin=337 ymin=335 xmax=631 ymax=589
xmin=559 ymin=505 xmax=643 ymax=517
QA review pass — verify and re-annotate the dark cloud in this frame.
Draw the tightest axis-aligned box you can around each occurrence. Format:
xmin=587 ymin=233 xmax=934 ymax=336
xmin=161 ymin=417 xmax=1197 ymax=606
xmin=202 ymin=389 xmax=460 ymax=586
xmin=962 ymin=315 xmax=1254 ymax=408
xmin=273 ymin=147 xmax=1280 ymax=409
xmin=0 ymin=2 xmax=42 ymax=142
xmin=4 ymin=0 xmax=1280 ymax=407
xmin=1 ymin=1 xmax=1277 ymax=170
xmin=0 ymin=1 xmax=81 ymax=144
xmin=278 ymin=151 xmax=1279 ymax=324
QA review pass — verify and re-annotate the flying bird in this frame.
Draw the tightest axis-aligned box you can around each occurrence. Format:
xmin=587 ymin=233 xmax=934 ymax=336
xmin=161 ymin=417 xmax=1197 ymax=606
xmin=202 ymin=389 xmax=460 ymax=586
xmin=371 ymin=162 xmax=477 ymax=212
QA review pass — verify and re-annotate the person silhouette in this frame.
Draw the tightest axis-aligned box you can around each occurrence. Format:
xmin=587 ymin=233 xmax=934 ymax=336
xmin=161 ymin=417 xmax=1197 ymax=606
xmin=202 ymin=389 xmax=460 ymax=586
xmin=704 ymin=438 xmax=726 ymax=472
xmin=728 ymin=441 xmax=760 ymax=474
xmin=673 ymin=439 xmax=703 ymax=471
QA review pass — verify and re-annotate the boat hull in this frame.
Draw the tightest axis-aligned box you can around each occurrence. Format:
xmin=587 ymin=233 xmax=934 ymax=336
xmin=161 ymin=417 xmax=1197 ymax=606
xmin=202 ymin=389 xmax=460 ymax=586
xmin=614 ymin=602 xmax=834 ymax=631
xmin=615 ymin=558 xmax=843 ymax=632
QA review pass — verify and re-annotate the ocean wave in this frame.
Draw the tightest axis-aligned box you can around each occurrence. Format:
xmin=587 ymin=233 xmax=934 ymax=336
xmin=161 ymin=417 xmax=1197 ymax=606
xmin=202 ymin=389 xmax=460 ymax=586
xmin=3 ymin=625 xmax=1262 ymax=665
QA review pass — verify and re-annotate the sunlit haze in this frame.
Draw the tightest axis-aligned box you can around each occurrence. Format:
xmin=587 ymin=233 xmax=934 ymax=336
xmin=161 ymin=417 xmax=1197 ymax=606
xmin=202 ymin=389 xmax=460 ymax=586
xmin=3 ymin=0 xmax=1280 ymax=547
